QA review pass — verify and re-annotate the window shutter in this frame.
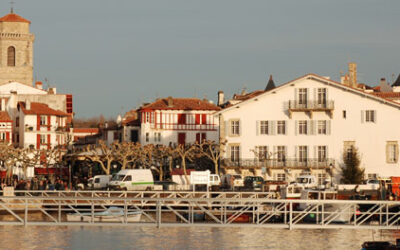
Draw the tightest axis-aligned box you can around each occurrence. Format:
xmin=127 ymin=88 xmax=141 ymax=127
xmin=306 ymin=88 xmax=309 ymax=106
xmin=386 ymin=143 xmax=390 ymax=163
xmin=361 ymin=110 xmax=365 ymax=123
xmin=295 ymin=121 xmax=298 ymax=135
xmin=294 ymin=88 xmax=298 ymax=103
xmin=314 ymin=146 xmax=317 ymax=160
xmin=271 ymin=121 xmax=276 ymax=135
xmin=326 ymin=146 xmax=329 ymax=159
xmin=238 ymin=120 xmax=241 ymax=136
xmin=267 ymin=121 xmax=272 ymax=135
xmin=374 ymin=110 xmax=377 ymax=123
xmin=307 ymin=120 xmax=311 ymax=135
xmin=36 ymin=134 xmax=40 ymax=149
xmin=294 ymin=146 xmax=298 ymax=159
xmin=37 ymin=115 xmax=41 ymax=130
xmin=226 ymin=145 xmax=231 ymax=160
xmin=284 ymin=121 xmax=288 ymax=135
xmin=327 ymin=120 xmax=331 ymax=135
xmin=396 ymin=144 xmax=399 ymax=163
xmin=313 ymin=88 xmax=317 ymax=102
xmin=227 ymin=121 xmax=231 ymax=137
xmin=256 ymin=121 xmax=260 ymax=136
xmin=273 ymin=146 xmax=277 ymax=159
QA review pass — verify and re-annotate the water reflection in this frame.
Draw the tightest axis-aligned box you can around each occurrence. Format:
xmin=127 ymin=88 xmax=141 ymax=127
xmin=0 ymin=226 xmax=397 ymax=249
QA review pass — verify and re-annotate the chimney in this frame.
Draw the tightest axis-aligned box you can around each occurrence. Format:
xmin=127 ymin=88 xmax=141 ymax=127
xmin=348 ymin=62 xmax=357 ymax=88
xmin=218 ymin=91 xmax=225 ymax=106
xmin=48 ymin=87 xmax=57 ymax=94
xmin=167 ymin=96 xmax=173 ymax=107
xmin=380 ymin=77 xmax=386 ymax=85
xmin=35 ymin=81 xmax=43 ymax=90
xmin=26 ymin=100 xmax=31 ymax=110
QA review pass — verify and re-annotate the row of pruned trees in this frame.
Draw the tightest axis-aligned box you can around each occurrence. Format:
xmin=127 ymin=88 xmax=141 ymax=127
xmin=0 ymin=142 xmax=65 ymax=180
xmin=82 ymin=140 xmax=225 ymax=182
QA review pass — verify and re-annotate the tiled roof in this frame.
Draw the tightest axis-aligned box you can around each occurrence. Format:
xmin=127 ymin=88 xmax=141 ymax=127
xmin=123 ymin=116 xmax=140 ymax=126
xmin=0 ymin=13 xmax=30 ymax=24
xmin=0 ymin=111 xmax=12 ymax=122
xmin=372 ymin=92 xmax=400 ymax=98
xmin=73 ymin=128 xmax=99 ymax=134
xmin=141 ymin=98 xmax=220 ymax=111
xmin=19 ymin=102 xmax=68 ymax=116
xmin=233 ymin=90 xmax=265 ymax=101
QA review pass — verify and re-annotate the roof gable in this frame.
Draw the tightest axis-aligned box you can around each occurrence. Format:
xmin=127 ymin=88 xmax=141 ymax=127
xmin=0 ymin=82 xmax=47 ymax=95
xmin=141 ymin=98 xmax=221 ymax=111
xmin=19 ymin=102 xmax=68 ymax=116
xmin=216 ymin=73 xmax=400 ymax=114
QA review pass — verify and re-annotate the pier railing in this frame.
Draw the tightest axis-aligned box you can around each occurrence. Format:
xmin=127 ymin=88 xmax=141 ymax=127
xmin=1 ymin=191 xmax=400 ymax=230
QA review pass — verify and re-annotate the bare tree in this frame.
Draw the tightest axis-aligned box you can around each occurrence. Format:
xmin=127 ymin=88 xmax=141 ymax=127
xmin=84 ymin=141 xmax=117 ymax=175
xmin=174 ymin=143 xmax=199 ymax=183
xmin=114 ymin=142 xmax=141 ymax=169
xmin=199 ymin=140 xmax=226 ymax=175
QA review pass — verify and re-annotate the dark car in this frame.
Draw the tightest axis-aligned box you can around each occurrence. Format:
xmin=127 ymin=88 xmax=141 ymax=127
xmin=244 ymin=176 xmax=264 ymax=191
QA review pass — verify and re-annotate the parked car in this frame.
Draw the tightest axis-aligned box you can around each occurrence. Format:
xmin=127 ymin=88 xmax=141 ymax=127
xmin=244 ymin=176 xmax=264 ymax=191
xmin=89 ymin=175 xmax=112 ymax=190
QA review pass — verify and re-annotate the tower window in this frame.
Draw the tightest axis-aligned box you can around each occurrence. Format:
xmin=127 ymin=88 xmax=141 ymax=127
xmin=7 ymin=46 xmax=15 ymax=66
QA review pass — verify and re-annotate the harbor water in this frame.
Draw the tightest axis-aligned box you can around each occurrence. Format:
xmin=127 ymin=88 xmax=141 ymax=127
xmin=0 ymin=226 xmax=399 ymax=249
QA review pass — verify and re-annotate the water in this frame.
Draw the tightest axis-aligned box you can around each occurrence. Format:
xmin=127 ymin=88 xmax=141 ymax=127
xmin=0 ymin=226 xmax=398 ymax=249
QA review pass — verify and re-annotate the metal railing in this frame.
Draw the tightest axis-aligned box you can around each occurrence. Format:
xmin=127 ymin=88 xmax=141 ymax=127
xmin=288 ymin=100 xmax=334 ymax=110
xmin=0 ymin=191 xmax=400 ymax=229
xmin=223 ymin=158 xmax=335 ymax=169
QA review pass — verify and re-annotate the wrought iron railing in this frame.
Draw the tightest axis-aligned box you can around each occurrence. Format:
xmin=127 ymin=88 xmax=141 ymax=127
xmin=288 ymin=100 xmax=334 ymax=110
xmin=222 ymin=158 xmax=335 ymax=169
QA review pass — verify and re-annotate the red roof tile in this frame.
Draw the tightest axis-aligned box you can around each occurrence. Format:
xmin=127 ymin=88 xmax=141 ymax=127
xmin=0 ymin=13 xmax=30 ymax=24
xmin=372 ymin=92 xmax=400 ymax=98
xmin=233 ymin=90 xmax=265 ymax=101
xmin=19 ymin=102 xmax=68 ymax=116
xmin=0 ymin=111 xmax=12 ymax=122
xmin=141 ymin=98 xmax=221 ymax=111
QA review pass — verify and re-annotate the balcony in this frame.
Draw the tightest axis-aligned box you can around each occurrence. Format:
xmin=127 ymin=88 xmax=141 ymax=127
xmin=288 ymin=100 xmax=334 ymax=118
xmin=222 ymin=158 xmax=335 ymax=171
xmin=150 ymin=123 xmax=217 ymax=131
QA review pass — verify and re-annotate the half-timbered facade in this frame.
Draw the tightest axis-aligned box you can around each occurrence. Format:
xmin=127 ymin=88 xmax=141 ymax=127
xmin=125 ymin=97 xmax=220 ymax=146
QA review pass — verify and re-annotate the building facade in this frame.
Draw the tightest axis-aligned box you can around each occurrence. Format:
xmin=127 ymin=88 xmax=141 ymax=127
xmin=124 ymin=98 xmax=220 ymax=146
xmin=216 ymin=74 xmax=400 ymax=183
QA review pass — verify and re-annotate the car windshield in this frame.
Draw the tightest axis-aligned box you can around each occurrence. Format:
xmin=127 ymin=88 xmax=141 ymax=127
xmin=297 ymin=177 xmax=309 ymax=184
xmin=112 ymin=174 xmax=125 ymax=181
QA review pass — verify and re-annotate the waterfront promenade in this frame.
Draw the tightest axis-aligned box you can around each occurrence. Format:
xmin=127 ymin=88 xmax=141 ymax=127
xmin=0 ymin=190 xmax=400 ymax=230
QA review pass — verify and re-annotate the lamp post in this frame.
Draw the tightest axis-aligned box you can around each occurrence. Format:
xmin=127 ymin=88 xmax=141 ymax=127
xmin=329 ymin=163 xmax=333 ymax=188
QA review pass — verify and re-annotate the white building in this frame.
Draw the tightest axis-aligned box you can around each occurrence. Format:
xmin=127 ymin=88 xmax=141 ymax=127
xmin=124 ymin=97 xmax=220 ymax=146
xmin=216 ymin=73 xmax=400 ymax=184
xmin=17 ymin=101 xmax=68 ymax=149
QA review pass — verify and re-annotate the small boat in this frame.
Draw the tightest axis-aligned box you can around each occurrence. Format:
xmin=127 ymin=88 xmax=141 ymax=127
xmin=67 ymin=207 xmax=142 ymax=222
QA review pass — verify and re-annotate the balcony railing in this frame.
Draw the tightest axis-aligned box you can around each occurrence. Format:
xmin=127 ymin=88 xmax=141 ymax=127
xmin=288 ymin=100 xmax=334 ymax=110
xmin=222 ymin=158 xmax=335 ymax=170
xmin=150 ymin=123 xmax=217 ymax=131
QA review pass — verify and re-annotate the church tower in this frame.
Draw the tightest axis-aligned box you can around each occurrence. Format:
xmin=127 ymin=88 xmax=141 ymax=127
xmin=0 ymin=10 xmax=34 ymax=86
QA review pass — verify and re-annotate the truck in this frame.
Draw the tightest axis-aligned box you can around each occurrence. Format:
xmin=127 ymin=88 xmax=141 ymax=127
xmin=88 ymin=175 xmax=112 ymax=190
xmin=108 ymin=169 xmax=154 ymax=191
xmin=337 ymin=179 xmax=380 ymax=191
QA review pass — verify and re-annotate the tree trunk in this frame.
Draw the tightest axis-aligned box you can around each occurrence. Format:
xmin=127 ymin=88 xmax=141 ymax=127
xmin=182 ymin=156 xmax=189 ymax=184
xmin=214 ymin=160 xmax=219 ymax=175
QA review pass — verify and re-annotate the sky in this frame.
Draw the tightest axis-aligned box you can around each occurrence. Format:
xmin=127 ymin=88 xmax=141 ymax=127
xmin=3 ymin=0 xmax=399 ymax=118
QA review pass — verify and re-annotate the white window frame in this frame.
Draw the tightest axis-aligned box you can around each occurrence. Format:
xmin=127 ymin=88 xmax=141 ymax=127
xmin=298 ymin=146 xmax=308 ymax=162
xmin=230 ymin=145 xmax=240 ymax=162
xmin=276 ymin=173 xmax=286 ymax=181
xmin=317 ymin=88 xmax=327 ymax=106
xmin=317 ymin=120 xmax=327 ymax=135
xmin=231 ymin=120 xmax=240 ymax=136
xmin=257 ymin=146 xmax=268 ymax=160
xmin=298 ymin=121 xmax=307 ymax=135
xmin=277 ymin=146 xmax=286 ymax=162
xmin=40 ymin=115 xmax=47 ymax=126
xmin=40 ymin=134 xmax=47 ymax=144
xmin=317 ymin=173 xmax=326 ymax=185
xmin=365 ymin=110 xmax=375 ymax=123
xmin=260 ymin=121 xmax=268 ymax=135
xmin=277 ymin=121 xmax=286 ymax=135
xmin=145 ymin=132 xmax=149 ymax=142
xmin=318 ymin=146 xmax=327 ymax=162
xmin=298 ymin=88 xmax=307 ymax=105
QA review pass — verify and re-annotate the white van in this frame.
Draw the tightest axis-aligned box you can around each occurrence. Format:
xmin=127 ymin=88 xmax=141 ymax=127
xmin=90 ymin=175 xmax=112 ymax=190
xmin=108 ymin=169 xmax=154 ymax=191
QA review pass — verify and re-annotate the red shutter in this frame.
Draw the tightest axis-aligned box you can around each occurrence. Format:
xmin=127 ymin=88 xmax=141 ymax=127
xmin=202 ymin=133 xmax=206 ymax=142
xmin=178 ymin=133 xmax=186 ymax=145
xmin=5 ymin=132 xmax=9 ymax=142
xmin=201 ymin=114 xmax=207 ymax=125
xmin=195 ymin=114 xmax=200 ymax=125
xmin=37 ymin=134 xmax=40 ymax=149
xmin=196 ymin=133 xmax=200 ymax=143
xmin=47 ymin=134 xmax=51 ymax=148
xmin=37 ymin=115 xmax=41 ymax=130
xmin=47 ymin=116 xmax=51 ymax=131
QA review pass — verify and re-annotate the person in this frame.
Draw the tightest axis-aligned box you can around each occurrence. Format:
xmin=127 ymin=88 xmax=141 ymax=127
xmin=39 ymin=180 xmax=46 ymax=190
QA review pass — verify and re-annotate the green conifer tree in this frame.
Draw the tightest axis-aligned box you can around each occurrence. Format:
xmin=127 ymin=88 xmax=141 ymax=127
xmin=340 ymin=146 xmax=364 ymax=184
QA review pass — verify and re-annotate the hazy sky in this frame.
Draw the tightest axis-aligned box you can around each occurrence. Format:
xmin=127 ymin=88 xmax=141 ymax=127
xmin=4 ymin=0 xmax=400 ymax=118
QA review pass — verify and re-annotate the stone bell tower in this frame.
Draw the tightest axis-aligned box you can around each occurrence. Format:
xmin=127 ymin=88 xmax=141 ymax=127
xmin=0 ymin=9 xmax=34 ymax=86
